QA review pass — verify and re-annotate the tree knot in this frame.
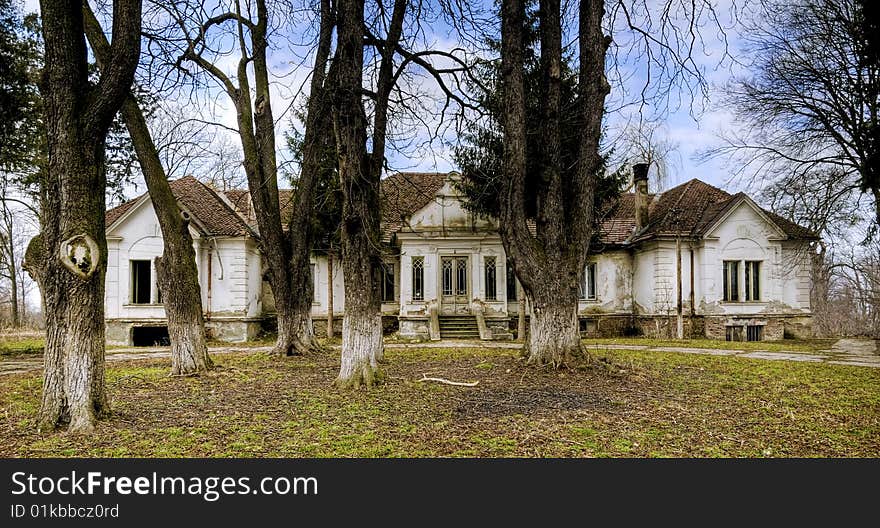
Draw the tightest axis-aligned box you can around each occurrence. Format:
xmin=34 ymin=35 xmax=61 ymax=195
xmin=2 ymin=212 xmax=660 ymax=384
xmin=60 ymin=234 xmax=100 ymax=279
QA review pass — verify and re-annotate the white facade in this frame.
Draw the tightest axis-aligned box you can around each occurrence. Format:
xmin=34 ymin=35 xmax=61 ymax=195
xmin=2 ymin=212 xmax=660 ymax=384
xmin=105 ymin=195 xmax=263 ymax=345
xmin=104 ymin=173 xmax=815 ymax=344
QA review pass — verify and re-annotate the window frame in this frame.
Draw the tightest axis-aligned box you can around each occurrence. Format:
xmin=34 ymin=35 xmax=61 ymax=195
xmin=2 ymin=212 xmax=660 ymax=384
xmin=412 ymin=256 xmax=424 ymax=302
xmin=484 ymin=257 xmax=497 ymax=301
xmin=506 ymin=261 xmax=518 ymax=301
xmin=130 ymin=259 xmax=153 ymax=305
xmin=745 ymin=261 xmax=761 ymax=301
xmin=578 ymin=262 xmax=597 ymax=301
xmin=381 ymin=262 xmax=396 ymax=303
xmin=722 ymin=260 xmax=740 ymax=302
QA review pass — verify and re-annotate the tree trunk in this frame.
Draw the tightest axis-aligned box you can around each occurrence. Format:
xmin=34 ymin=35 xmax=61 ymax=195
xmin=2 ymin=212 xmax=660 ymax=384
xmin=8 ymin=260 xmax=18 ymax=328
xmin=1 ymin=193 xmax=19 ymax=327
xmin=26 ymin=0 xmax=141 ymax=433
xmin=527 ymin=288 xmax=580 ymax=366
xmin=498 ymin=0 xmax=609 ymax=368
xmin=338 ymin=309 xmax=383 ymax=388
xmin=333 ymin=0 xmax=384 ymax=387
xmin=327 ymin=252 xmax=334 ymax=339
xmin=215 ymin=0 xmax=323 ymax=357
xmin=83 ymin=5 xmax=211 ymax=376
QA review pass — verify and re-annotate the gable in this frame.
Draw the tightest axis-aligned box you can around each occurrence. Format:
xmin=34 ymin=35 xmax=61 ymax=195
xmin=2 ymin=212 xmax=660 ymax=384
xmin=407 ymin=177 xmax=495 ymax=231
xmin=704 ymin=198 xmax=786 ymax=246
xmin=703 ymin=198 xmax=787 ymax=241
xmin=105 ymin=176 xmax=253 ymax=238
xmin=107 ymin=195 xmax=202 ymax=241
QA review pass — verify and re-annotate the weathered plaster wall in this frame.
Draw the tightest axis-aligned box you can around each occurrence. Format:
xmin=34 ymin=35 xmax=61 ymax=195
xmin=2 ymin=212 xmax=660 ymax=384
xmin=579 ymin=251 xmax=633 ymax=314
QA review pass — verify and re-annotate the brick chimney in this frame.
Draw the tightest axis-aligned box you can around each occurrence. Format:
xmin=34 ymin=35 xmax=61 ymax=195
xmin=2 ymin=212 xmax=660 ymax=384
xmin=633 ymin=163 xmax=650 ymax=231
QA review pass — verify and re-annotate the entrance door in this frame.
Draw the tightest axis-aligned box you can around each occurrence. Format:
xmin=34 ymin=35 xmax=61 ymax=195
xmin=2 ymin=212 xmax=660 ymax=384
xmin=440 ymin=256 xmax=470 ymax=314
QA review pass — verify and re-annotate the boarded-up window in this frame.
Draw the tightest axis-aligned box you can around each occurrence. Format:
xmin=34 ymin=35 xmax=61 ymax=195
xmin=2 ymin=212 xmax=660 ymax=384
xmin=725 ymin=325 xmax=743 ymax=341
xmin=131 ymin=260 xmax=151 ymax=304
xmin=747 ymin=325 xmax=763 ymax=341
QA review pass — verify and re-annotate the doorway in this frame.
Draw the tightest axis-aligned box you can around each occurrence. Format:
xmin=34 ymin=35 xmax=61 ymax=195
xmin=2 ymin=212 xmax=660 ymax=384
xmin=440 ymin=256 xmax=470 ymax=314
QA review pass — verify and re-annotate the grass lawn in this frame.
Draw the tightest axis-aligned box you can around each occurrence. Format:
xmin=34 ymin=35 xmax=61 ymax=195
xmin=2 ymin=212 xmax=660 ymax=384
xmin=0 ymin=331 xmax=44 ymax=357
xmin=0 ymin=345 xmax=877 ymax=457
xmin=583 ymin=337 xmax=839 ymax=353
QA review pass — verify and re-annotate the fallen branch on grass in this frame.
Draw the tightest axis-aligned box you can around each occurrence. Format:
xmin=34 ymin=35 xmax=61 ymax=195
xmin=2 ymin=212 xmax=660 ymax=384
xmin=417 ymin=375 xmax=479 ymax=387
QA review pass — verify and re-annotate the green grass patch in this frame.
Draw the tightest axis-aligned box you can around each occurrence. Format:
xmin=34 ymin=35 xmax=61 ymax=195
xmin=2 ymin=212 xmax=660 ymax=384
xmin=0 ymin=336 xmax=44 ymax=356
xmin=0 ymin=346 xmax=876 ymax=458
xmin=583 ymin=337 xmax=837 ymax=353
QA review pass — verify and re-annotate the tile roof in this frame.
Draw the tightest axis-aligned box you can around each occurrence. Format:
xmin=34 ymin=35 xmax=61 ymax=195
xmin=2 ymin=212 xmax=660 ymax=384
xmin=106 ymin=173 xmax=818 ymax=245
xmin=379 ymin=172 xmax=448 ymax=241
xmin=635 ymin=178 xmax=819 ymax=240
xmin=105 ymin=197 xmax=141 ymax=227
xmin=106 ymin=176 xmax=254 ymax=237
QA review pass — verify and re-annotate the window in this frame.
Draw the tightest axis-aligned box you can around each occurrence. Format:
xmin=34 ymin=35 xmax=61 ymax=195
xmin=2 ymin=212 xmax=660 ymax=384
xmin=484 ymin=257 xmax=497 ymax=301
xmin=747 ymin=325 xmax=763 ymax=341
xmin=130 ymin=260 xmax=152 ymax=304
xmin=724 ymin=260 xmax=762 ymax=302
xmin=310 ymin=263 xmax=316 ymax=294
xmin=578 ymin=263 xmax=597 ymax=300
xmin=725 ymin=325 xmax=743 ymax=342
xmin=381 ymin=262 xmax=395 ymax=302
xmin=745 ymin=261 xmax=760 ymax=301
xmin=506 ymin=262 xmax=517 ymax=301
xmin=442 ymin=258 xmax=453 ymax=296
xmin=722 ymin=260 xmax=739 ymax=302
xmin=412 ymin=257 xmax=424 ymax=301
xmin=455 ymin=258 xmax=467 ymax=295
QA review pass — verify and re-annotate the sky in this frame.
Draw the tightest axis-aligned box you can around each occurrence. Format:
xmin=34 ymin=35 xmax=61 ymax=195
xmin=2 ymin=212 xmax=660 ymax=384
xmin=18 ymin=0 xmax=750 ymax=197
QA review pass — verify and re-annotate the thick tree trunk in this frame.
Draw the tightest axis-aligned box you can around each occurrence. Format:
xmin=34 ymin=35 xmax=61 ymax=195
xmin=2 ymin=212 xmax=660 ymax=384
xmin=333 ymin=0 xmax=384 ymax=387
xmin=498 ymin=0 xmax=609 ymax=368
xmin=337 ymin=309 xmax=382 ymax=388
xmin=26 ymin=0 xmax=140 ymax=433
xmin=83 ymin=6 xmax=211 ymax=376
xmin=155 ymin=247 xmax=212 ymax=375
xmin=201 ymin=0 xmax=323 ymax=357
xmin=30 ymin=214 xmax=111 ymax=433
xmin=526 ymin=288 xmax=581 ymax=366
xmin=274 ymin=299 xmax=320 ymax=357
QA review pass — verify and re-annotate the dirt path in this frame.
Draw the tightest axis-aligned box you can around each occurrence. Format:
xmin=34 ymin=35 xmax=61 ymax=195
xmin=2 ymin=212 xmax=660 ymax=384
xmin=2 ymin=338 xmax=877 ymax=376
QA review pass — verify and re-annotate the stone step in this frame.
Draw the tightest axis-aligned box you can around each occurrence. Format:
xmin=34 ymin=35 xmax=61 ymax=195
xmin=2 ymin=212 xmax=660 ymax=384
xmin=440 ymin=332 xmax=480 ymax=338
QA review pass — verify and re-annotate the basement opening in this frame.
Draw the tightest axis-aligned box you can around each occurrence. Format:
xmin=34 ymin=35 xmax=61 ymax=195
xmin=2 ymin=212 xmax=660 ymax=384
xmin=132 ymin=326 xmax=170 ymax=347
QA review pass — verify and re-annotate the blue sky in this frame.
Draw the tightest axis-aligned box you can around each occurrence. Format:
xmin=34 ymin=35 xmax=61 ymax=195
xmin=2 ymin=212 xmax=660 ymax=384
xmin=21 ymin=0 xmax=750 ymax=195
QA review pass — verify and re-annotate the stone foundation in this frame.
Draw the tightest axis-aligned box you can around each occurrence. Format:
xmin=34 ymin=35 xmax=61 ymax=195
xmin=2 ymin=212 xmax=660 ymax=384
xmin=399 ymin=317 xmax=432 ymax=341
xmin=704 ymin=315 xmax=812 ymax=341
xmin=109 ymin=312 xmax=813 ymax=345
xmin=106 ymin=318 xmax=260 ymax=346
xmin=485 ymin=318 xmax=513 ymax=340
xmin=205 ymin=319 xmax=262 ymax=343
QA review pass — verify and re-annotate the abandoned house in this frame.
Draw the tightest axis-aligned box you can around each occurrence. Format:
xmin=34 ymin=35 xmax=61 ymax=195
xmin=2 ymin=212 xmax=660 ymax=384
xmin=103 ymin=169 xmax=817 ymax=346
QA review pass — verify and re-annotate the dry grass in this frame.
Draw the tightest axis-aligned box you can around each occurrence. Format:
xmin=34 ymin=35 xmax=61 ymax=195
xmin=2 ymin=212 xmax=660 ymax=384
xmin=0 ymin=345 xmax=877 ymax=457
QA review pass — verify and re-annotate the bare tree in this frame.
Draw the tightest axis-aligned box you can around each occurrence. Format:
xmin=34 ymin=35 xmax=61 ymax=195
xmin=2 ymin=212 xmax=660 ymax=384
xmin=0 ymin=184 xmax=20 ymax=327
xmin=608 ymin=118 xmax=680 ymax=192
xmin=704 ymin=0 xmax=880 ymax=228
xmin=149 ymin=0 xmax=328 ymax=356
xmin=83 ymin=2 xmax=212 ymax=376
xmin=495 ymin=0 xmax=728 ymax=366
xmin=24 ymin=0 xmax=142 ymax=433
xmin=331 ymin=0 xmax=408 ymax=387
